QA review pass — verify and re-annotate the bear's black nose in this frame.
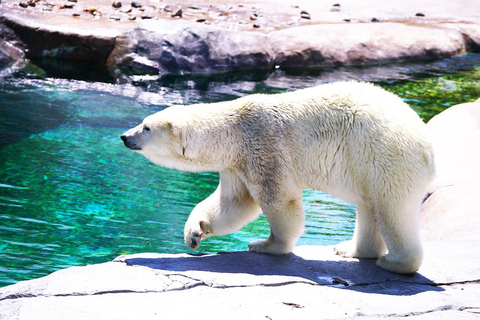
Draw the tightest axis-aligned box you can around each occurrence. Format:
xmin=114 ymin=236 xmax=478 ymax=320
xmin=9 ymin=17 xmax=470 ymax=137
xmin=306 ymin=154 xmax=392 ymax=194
xmin=121 ymin=135 xmax=142 ymax=150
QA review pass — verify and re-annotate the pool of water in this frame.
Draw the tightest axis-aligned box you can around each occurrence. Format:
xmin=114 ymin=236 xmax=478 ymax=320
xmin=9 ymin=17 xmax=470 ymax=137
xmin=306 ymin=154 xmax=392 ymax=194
xmin=1 ymin=54 xmax=480 ymax=287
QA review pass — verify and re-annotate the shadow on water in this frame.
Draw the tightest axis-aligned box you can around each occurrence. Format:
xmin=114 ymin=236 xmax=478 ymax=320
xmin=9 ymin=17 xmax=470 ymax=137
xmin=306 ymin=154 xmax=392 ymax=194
xmin=29 ymin=58 xmax=116 ymax=83
xmin=0 ymin=94 xmax=68 ymax=148
xmin=122 ymin=251 xmax=443 ymax=296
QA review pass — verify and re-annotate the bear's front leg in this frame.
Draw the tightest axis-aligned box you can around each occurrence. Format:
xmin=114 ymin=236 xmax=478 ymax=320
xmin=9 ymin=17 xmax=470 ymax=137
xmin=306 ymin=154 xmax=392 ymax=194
xmin=184 ymin=206 xmax=213 ymax=250
xmin=248 ymin=193 xmax=305 ymax=255
xmin=184 ymin=170 xmax=261 ymax=250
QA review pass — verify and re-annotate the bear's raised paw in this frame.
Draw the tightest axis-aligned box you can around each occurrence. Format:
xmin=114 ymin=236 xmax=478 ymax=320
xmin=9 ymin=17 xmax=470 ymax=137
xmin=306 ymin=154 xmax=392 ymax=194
xmin=184 ymin=220 xmax=212 ymax=250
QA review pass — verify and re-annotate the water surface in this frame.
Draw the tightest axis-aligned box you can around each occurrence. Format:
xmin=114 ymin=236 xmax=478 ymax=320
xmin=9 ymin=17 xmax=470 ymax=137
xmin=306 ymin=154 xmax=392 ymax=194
xmin=1 ymin=54 xmax=480 ymax=287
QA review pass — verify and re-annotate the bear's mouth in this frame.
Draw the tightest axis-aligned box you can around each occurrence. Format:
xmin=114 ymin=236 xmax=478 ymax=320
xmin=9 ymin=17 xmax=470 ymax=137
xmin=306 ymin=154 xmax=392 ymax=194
xmin=128 ymin=145 xmax=142 ymax=151
xmin=120 ymin=135 xmax=142 ymax=151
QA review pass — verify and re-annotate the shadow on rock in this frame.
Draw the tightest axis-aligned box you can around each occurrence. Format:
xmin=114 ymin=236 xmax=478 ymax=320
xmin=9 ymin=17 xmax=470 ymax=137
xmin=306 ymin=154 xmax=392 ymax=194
xmin=119 ymin=250 xmax=443 ymax=296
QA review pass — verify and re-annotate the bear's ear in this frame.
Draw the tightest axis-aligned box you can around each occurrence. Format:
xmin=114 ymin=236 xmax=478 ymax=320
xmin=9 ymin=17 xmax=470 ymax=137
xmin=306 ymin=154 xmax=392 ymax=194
xmin=172 ymin=124 xmax=182 ymax=139
xmin=167 ymin=122 xmax=187 ymax=157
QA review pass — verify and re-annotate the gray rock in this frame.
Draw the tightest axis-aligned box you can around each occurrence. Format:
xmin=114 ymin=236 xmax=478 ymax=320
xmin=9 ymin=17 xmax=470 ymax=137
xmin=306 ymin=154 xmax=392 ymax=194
xmin=2 ymin=1 xmax=480 ymax=74
xmin=421 ymin=100 xmax=480 ymax=241
xmin=0 ymin=22 xmax=24 ymax=66
xmin=449 ymin=23 xmax=480 ymax=51
xmin=268 ymin=22 xmax=468 ymax=68
xmin=300 ymin=10 xmax=310 ymax=19
xmin=0 ymin=12 xmax=125 ymax=64
xmin=131 ymin=1 xmax=141 ymax=8
xmin=171 ymin=8 xmax=182 ymax=18
xmin=107 ymin=19 xmax=273 ymax=74
xmin=1 ymin=240 xmax=479 ymax=319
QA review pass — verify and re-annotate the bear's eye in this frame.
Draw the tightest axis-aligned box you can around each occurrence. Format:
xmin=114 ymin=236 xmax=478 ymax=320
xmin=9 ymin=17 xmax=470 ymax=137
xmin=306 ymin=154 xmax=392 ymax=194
xmin=144 ymin=125 xmax=151 ymax=132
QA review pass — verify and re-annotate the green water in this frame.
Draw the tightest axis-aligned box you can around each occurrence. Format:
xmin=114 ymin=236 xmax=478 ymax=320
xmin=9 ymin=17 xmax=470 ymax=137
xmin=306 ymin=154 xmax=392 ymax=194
xmin=1 ymin=55 xmax=480 ymax=287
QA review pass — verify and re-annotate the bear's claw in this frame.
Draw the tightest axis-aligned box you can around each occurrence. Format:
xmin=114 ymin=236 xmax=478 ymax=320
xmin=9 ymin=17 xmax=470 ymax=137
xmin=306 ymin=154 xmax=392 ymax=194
xmin=184 ymin=220 xmax=213 ymax=250
xmin=189 ymin=237 xmax=198 ymax=249
xmin=188 ymin=232 xmax=201 ymax=249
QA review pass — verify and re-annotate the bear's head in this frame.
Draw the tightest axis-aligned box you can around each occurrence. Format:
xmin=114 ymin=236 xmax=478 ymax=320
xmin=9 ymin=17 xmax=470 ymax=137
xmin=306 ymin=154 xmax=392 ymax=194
xmin=122 ymin=104 xmax=240 ymax=172
xmin=121 ymin=110 xmax=187 ymax=169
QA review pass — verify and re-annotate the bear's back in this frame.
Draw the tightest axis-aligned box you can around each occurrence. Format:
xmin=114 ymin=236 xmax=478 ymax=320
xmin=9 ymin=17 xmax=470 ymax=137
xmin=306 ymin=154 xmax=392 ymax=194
xmin=239 ymin=82 xmax=434 ymax=200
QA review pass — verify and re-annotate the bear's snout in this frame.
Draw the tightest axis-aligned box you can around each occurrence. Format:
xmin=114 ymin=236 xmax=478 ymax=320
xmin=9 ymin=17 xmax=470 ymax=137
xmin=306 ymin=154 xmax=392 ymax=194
xmin=120 ymin=134 xmax=142 ymax=151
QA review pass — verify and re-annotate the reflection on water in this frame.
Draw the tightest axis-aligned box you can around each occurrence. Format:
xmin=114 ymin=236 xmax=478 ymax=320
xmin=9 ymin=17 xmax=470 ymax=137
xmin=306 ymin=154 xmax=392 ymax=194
xmin=1 ymin=54 xmax=480 ymax=287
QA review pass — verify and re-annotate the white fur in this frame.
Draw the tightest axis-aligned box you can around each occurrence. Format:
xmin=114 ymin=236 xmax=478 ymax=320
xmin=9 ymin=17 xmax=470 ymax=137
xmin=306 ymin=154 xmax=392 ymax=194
xmin=121 ymin=81 xmax=435 ymax=274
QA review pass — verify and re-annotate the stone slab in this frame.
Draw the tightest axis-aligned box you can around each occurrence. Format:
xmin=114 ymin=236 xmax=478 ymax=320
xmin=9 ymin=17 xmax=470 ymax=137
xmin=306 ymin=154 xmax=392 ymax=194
xmin=268 ymin=22 xmax=468 ymax=68
xmin=1 ymin=283 xmax=480 ymax=320
xmin=1 ymin=237 xmax=479 ymax=319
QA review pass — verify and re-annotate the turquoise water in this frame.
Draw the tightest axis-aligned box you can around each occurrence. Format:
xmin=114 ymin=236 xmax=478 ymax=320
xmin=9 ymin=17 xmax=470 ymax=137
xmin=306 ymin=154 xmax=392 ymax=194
xmin=1 ymin=55 xmax=480 ymax=287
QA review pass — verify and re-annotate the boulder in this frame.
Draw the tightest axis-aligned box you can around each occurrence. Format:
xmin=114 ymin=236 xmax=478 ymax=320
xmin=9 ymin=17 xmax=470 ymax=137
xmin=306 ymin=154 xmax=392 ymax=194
xmin=0 ymin=19 xmax=25 ymax=67
xmin=107 ymin=19 xmax=274 ymax=75
xmin=448 ymin=23 xmax=480 ymax=52
xmin=268 ymin=22 xmax=469 ymax=68
xmin=0 ymin=12 xmax=124 ymax=64
xmin=420 ymin=100 xmax=480 ymax=241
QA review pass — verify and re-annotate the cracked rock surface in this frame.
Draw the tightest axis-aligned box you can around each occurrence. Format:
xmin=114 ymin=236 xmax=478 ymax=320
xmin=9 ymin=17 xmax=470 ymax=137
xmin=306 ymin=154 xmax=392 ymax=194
xmin=0 ymin=243 xmax=479 ymax=319
xmin=1 ymin=100 xmax=480 ymax=319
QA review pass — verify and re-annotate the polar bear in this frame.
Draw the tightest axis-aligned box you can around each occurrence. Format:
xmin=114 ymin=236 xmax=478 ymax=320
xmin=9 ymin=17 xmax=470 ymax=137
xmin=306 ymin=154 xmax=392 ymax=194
xmin=121 ymin=81 xmax=435 ymax=274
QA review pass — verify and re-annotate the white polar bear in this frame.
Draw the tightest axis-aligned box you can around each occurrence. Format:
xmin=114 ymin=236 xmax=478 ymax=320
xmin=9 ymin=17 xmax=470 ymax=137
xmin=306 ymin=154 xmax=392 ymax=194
xmin=121 ymin=81 xmax=435 ymax=274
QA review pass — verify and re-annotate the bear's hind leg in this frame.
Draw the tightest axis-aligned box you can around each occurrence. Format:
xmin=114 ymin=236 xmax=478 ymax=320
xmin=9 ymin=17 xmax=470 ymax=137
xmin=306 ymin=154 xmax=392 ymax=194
xmin=248 ymin=192 xmax=305 ymax=255
xmin=375 ymin=201 xmax=423 ymax=274
xmin=334 ymin=203 xmax=387 ymax=258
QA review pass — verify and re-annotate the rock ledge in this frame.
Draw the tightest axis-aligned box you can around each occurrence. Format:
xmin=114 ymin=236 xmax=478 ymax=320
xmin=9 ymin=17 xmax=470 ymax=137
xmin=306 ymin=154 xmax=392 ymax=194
xmin=1 ymin=0 xmax=480 ymax=76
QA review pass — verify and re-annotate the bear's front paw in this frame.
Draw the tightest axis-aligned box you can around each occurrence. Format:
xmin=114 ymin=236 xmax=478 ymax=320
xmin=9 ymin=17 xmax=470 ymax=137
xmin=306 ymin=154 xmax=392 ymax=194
xmin=185 ymin=230 xmax=202 ymax=250
xmin=184 ymin=220 xmax=212 ymax=250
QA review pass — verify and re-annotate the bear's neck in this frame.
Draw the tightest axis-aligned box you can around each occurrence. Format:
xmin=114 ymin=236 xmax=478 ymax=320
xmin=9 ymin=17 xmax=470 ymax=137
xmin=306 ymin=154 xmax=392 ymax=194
xmin=176 ymin=114 xmax=241 ymax=172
